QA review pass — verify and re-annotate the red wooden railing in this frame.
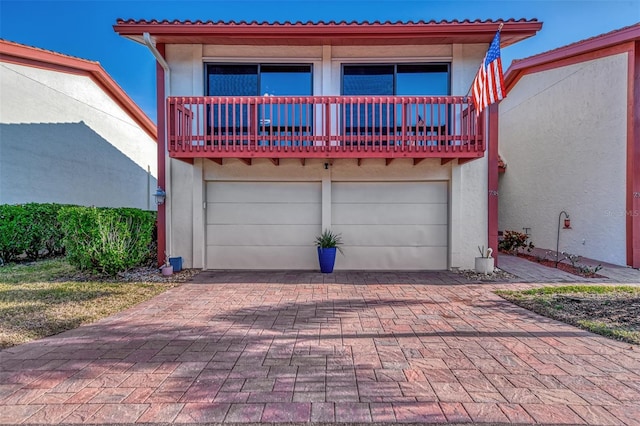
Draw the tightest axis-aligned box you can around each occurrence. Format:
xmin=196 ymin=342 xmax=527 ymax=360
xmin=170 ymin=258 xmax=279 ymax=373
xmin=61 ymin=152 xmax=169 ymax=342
xmin=167 ymin=96 xmax=484 ymax=159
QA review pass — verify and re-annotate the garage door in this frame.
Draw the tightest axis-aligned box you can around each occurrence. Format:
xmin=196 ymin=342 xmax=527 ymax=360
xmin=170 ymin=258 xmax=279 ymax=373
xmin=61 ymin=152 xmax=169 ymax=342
xmin=332 ymin=181 xmax=448 ymax=270
xmin=206 ymin=181 xmax=321 ymax=269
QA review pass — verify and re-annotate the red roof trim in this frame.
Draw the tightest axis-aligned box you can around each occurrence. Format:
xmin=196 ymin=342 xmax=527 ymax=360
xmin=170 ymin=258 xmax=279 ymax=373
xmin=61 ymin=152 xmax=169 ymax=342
xmin=504 ymin=23 xmax=640 ymax=93
xmin=114 ymin=18 xmax=542 ymax=47
xmin=0 ymin=39 xmax=157 ymax=141
xmin=115 ymin=18 xmax=538 ymax=26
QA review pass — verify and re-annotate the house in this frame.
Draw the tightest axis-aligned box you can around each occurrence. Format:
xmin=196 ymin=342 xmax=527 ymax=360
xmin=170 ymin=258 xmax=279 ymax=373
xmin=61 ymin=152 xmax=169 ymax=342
xmin=114 ymin=19 xmax=542 ymax=270
xmin=499 ymin=23 xmax=640 ymax=268
xmin=0 ymin=40 xmax=157 ymax=210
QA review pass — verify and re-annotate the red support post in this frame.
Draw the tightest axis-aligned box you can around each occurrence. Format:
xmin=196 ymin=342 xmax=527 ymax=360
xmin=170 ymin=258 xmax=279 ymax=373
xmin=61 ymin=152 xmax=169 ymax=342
xmin=628 ymin=41 xmax=640 ymax=268
xmin=487 ymin=103 xmax=499 ymax=266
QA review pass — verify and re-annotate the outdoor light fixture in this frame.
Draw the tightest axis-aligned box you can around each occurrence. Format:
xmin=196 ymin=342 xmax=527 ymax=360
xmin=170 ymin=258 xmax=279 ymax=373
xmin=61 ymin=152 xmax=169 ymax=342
xmin=153 ymin=187 xmax=166 ymax=205
xmin=556 ymin=210 xmax=571 ymax=267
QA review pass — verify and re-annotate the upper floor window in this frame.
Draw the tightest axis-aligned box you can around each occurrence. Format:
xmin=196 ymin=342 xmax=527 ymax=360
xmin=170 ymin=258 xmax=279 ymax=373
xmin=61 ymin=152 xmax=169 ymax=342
xmin=205 ymin=64 xmax=314 ymax=144
xmin=206 ymin=64 xmax=312 ymax=96
xmin=342 ymin=64 xmax=450 ymax=95
xmin=342 ymin=64 xmax=450 ymax=132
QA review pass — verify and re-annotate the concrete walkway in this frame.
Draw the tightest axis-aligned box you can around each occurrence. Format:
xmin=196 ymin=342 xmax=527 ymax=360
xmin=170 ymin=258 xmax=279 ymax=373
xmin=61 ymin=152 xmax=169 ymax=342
xmin=497 ymin=252 xmax=640 ymax=284
xmin=1 ymin=272 xmax=639 ymax=425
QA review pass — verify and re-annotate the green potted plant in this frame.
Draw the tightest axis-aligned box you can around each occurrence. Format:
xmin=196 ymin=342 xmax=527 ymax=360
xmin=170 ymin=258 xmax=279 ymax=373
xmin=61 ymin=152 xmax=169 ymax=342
xmin=315 ymin=229 xmax=343 ymax=273
xmin=475 ymin=245 xmax=494 ymax=274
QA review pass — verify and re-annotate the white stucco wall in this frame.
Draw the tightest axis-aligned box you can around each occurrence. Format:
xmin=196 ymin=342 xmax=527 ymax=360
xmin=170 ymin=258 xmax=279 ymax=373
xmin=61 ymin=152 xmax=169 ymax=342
xmin=165 ymin=43 xmax=488 ymax=270
xmin=0 ymin=62 xmax=157 ymax=209
xmin=499 ymin=53 xmax=628 ymax=265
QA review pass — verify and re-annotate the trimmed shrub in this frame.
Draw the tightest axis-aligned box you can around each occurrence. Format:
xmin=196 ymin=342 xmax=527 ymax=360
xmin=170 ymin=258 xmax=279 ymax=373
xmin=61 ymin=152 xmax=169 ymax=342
xmin=0 ymin=203 xmax=67 ymax=263
xmin=0 ymin=205 xmax=30 ymax=263
xmin=23 ymin=203 xmax=66 ymax=260
xmin=58 ymin=207 xmax=156 ymax=275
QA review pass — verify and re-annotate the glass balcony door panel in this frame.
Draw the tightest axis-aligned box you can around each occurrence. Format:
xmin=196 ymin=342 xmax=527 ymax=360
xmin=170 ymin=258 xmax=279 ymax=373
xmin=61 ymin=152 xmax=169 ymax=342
xmin=206 ymin=64 xmax=312 ymax=146
xmin=396 ymin=64 xmax=450 ymax=145
xmin=259 ymin=65 xmax=312 ymax=96
xmin=257 ymin=102 xmax=314 ymax=147
xmin=396 ymin=64 xmax=449 ymax=96
xmin=258 ymin=65 xmax=313 ymax=146
xmin=207 ymin=65 xmax=257 ymax=144
xmin=343 ymin=66 xmax=394 ymax=144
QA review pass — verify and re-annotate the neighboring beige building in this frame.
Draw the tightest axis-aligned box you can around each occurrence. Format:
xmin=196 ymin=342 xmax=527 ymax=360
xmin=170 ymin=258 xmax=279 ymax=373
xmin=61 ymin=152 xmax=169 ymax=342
xmin=115 ymin=19 xmax=542 ymax=270
xmin=499 ymin=24 xmax=640 ymax=268
xmin=0 ymin=40 xmax=157 ymax=209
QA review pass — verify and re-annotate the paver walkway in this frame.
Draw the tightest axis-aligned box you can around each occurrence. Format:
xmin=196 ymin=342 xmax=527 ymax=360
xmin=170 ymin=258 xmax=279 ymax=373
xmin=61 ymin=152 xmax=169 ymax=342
xmin=498 ymin=253 xmax=640 ymax=284
xmin=1 ymin=275 xmax=639 ymax=425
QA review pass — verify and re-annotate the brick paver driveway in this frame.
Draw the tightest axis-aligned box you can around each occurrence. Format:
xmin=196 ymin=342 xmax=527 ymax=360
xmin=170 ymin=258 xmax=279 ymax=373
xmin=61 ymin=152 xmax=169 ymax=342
xmin=1 ymin=274 xmax=639 ymax=425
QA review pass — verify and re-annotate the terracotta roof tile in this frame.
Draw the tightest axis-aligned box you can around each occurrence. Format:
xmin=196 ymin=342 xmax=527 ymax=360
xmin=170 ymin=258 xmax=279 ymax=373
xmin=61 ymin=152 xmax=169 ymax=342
xmin=115 ymin=18 xmax=539 ymax=26
xmin=0 ymin=38 xmax=100 ymax=65
xmin=510 ymin=21 xmax=640 ymax=66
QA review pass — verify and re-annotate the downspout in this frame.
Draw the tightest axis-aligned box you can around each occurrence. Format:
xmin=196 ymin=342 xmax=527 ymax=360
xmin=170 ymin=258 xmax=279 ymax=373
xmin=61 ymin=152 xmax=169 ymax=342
xmin=144 ymin=32 xmax=170 ymax=76
xmin=143 ymin=32 xmax=172 ymax=265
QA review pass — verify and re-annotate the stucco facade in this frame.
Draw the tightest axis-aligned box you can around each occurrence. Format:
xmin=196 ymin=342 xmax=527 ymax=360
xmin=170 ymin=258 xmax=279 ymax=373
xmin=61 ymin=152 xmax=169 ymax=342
xmin=0 ymin=41 xmax=157 ymax=209
xmin=164 ymin=43 xmax=489 ymax=270
xmin=499 ymin=24 xmax=640 ymax=267
xmin=114 ymin=19 xmax=543 ymax=271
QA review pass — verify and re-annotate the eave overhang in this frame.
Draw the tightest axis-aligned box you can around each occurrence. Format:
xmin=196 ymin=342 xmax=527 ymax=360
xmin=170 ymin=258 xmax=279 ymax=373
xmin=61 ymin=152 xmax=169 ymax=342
xmin=114 ymin=19 xmax=542 ymax=47
xmin=505 ymin=23 xmax=640 ymax=93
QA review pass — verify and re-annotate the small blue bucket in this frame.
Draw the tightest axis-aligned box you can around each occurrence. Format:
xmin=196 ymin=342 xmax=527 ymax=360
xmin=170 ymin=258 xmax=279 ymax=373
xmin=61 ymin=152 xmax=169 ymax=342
xmin=169 ymin=257 xmax=182 ymax=272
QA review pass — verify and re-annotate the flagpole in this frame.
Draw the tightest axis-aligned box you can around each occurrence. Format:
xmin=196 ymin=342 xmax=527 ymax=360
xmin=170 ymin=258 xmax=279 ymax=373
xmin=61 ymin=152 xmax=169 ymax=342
xmin=465 ymin=23 xmax=504 ymax=100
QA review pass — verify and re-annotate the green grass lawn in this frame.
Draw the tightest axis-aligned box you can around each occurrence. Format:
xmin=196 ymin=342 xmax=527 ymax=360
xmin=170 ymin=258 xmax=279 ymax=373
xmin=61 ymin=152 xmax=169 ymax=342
xmin=497 ymin=285 xmax=640 ymax=345
xmin=0 ymin=259 xmax=177 ymax=349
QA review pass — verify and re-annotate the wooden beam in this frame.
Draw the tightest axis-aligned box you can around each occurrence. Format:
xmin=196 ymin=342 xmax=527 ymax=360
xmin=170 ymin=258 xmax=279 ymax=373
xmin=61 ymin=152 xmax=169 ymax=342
xmin=238 ymin=158 xmax=252 ymax=166
xmin=441 ymin=158 xmax=455 ymax=165
xmin=385 ymin=158 xmax=394 ymax=166
xmin=270 ymin=158 xmax=280 ymax=166
xmin=457 ymin=158 xmax=475 ymax=165
xmin=413 ymin=158 xmax=426 ymax=166
xmin=208 ymin=158 xmax=223 ymax=165
xmin=174 ymin=157 xmax=194 ymax=164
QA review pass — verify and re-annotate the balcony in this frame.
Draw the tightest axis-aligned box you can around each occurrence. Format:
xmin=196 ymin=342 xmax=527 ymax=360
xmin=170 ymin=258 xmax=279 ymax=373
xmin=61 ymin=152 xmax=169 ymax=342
xmin=167 ymin=96 xmax=484 ymax=164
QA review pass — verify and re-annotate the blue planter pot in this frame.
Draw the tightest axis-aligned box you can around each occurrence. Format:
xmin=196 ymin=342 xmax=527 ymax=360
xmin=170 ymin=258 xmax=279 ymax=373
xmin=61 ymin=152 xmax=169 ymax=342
xmin=317 ymin=247 xmax=337 ymax=273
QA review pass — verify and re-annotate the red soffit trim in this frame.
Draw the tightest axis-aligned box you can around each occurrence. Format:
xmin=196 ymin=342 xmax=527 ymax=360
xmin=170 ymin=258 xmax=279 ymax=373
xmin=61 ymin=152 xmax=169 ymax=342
xmin=505 ymin=23 xmax=640 ymax=92
xmin=113 ymin=19 xmax=542 ymax=47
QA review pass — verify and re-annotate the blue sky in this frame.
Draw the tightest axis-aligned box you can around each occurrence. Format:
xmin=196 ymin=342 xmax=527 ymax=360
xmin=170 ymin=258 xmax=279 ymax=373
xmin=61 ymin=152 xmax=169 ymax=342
xmin=1 ymin=0 xmax=638 ymax=123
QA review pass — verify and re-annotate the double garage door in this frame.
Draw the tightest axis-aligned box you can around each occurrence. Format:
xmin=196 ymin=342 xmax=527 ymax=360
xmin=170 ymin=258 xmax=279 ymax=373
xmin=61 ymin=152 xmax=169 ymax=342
xmin=206 ymin=181 xmax=448 ymax=270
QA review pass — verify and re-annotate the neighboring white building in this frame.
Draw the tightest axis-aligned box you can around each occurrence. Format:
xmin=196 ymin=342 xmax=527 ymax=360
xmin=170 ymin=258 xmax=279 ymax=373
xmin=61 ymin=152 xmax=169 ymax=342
xmin=0 ymin=40 xmax=157 ymax=209
xmin=499 ymin=24 xmax=640 ymax=268
xmin=115 ymin=19 xmax=542 ymax=270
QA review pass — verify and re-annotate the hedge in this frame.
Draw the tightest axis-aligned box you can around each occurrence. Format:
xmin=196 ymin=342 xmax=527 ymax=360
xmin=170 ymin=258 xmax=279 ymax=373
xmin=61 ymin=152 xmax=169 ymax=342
xmin=0 ymin=203 xmax=65 ymax=263
xmin=58 ymin=206 xmax=156 ymax=275
xmin=0 ymin=203 xmax=156 ymax=275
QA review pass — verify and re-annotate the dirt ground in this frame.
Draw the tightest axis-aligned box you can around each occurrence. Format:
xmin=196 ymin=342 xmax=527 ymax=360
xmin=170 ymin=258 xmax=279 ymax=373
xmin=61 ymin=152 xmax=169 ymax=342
xmin=500 ymin=290 xmax=640 ymax=345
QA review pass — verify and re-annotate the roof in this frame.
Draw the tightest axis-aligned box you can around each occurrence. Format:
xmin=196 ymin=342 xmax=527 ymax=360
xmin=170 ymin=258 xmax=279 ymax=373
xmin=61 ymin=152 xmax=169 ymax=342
xmin=114 ymin=19 xmax=542 ymax=47
xmin=0 ymin=39 xmax=157 ymax=141
xmin=504 ymin=22 xmax=640 ymax=93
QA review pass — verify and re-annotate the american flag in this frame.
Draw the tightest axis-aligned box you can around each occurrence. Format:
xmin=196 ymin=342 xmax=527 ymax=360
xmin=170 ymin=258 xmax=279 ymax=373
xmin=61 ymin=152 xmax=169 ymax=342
xmin=471 ymin=29 xmax=505 ymax=115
